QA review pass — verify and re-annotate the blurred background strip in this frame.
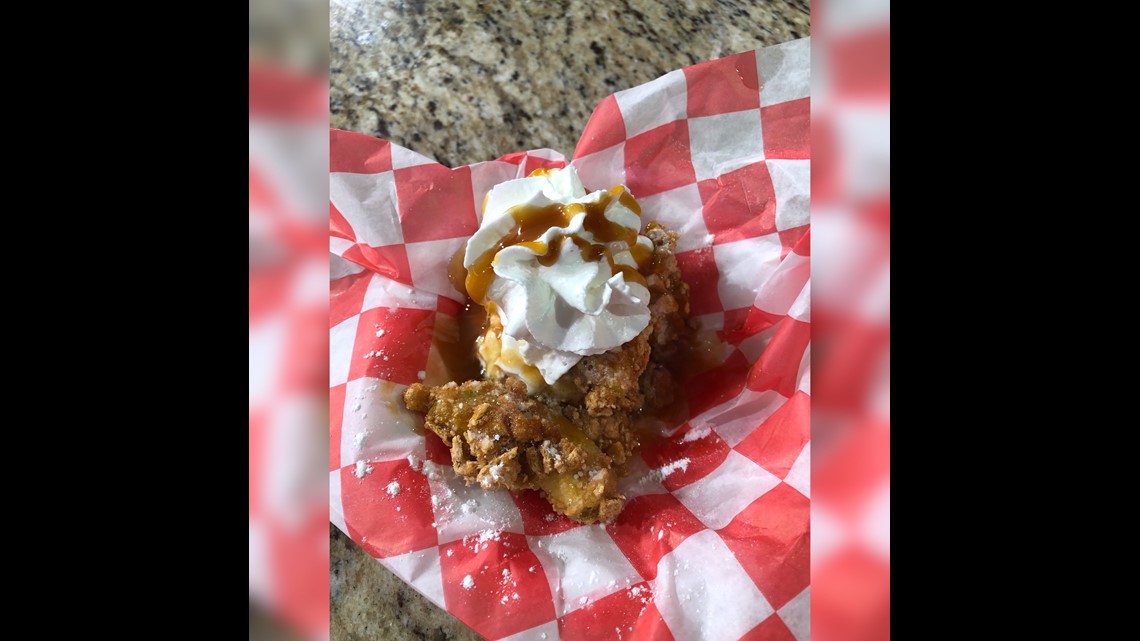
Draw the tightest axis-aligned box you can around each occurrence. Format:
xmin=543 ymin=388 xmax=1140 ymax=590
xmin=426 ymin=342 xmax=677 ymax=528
xmin=811 ymin=1 xmax=891 ymax=640
xmin=250 ymin=0 xmax=330 ymax=639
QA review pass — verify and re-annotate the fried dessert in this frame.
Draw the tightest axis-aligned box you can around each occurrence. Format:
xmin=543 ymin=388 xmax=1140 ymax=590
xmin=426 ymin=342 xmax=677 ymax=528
xmin=404 ymin=166 xmax=690 ymax=523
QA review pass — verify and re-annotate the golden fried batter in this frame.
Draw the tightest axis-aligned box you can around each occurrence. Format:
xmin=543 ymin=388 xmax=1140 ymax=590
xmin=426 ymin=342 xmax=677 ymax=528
xmin=405 ymin=378 xmax=624 ymax=523
xmin=404 ymin=225 xmax=690 ymax=523
xmin=561 ymin=224 xmax=690 ymax=416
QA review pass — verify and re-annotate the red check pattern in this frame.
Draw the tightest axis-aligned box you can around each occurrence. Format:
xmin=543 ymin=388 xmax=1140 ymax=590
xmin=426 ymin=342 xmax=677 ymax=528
xmin=249 ymin=65 xmax=331 ymax=640
xmin=331 ymin=38 xmax=810 ymax=641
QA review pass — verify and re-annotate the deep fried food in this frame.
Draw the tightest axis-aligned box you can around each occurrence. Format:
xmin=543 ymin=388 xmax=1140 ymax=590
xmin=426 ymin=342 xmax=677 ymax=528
xmin=405 ymin=378 xmax=625 ymax=523
xmin=404 ymin=226 xmax=690 ymax=523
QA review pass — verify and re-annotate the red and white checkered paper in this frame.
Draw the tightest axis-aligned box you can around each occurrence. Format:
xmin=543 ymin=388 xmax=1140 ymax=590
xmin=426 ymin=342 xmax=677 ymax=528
xmin=249 ymin=64 xmax=330 ymax=639
xmin=330 ymin=38 xmax=810 ymax=641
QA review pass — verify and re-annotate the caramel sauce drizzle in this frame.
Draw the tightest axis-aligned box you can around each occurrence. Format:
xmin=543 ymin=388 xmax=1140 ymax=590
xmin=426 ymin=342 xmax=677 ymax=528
xmin=462 ymin=175 xmax=651 ymax=305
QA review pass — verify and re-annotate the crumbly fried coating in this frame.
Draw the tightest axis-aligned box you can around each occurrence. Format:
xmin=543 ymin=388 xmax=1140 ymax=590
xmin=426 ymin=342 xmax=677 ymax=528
xmin=403 ymin=224 xmax=691 ymax=524
xmin=644 ymin=224 xmax=692 ymax=361
xmin=545 ymin=224 xmax=690 ymax=416
xmin=560 ymin=331 xmax=651 ymax=416
xmin=404 ymin=378 xmax=624 ymax=523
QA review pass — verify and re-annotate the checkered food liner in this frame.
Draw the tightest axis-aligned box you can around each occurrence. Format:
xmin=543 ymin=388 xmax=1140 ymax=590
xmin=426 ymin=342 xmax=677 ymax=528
xmin=330 ymin=38 xmax=811 ymax=641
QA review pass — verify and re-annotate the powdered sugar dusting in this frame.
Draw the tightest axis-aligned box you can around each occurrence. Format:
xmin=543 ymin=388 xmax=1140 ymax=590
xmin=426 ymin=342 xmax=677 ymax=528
xmin=648 ymin=458 xmax=690 ymax=482
xmin=353 ymin=461 xmax=372 ymax=478
xmin=462 ymin=575 xmax=474 ymax=590
xmin=464 ymin=528 xmax=503 ymax=552
xmin=420 ymin=460 xmax=443 ymax=481
xmin=386 ymin=481 xmax=401 ymax=496
xmin=543 ymin=440 xmax=563 ymax=464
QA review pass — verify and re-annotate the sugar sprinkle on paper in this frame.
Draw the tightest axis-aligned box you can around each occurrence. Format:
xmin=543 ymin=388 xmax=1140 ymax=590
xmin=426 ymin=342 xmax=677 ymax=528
xmin=650 ymin=458 xmax=690 ymax=481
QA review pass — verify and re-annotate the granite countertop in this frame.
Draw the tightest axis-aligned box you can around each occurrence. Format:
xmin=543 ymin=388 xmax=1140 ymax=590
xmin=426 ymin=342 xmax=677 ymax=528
xmin=330 ymin=1 xmax=808 ymax=639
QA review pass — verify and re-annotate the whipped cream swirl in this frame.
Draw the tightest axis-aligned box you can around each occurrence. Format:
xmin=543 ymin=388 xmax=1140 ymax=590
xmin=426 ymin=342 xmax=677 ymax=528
xmin=464 ymin=166 xmax=653 ymax=387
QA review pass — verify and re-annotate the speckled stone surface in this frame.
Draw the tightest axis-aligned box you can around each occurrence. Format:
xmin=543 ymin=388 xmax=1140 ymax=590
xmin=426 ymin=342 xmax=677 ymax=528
xmin=330 ymin=2 xmax=808 ymax=639
xmin=331 ymin=0 xmax=808 ymax=167
xmin=332 ymin=526 xmax=483 ymax=641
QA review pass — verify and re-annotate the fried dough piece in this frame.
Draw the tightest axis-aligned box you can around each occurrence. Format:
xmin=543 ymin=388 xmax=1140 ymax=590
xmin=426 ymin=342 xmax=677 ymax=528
xmin=558 ymin=224 xmax=691 ymax=416
xmin=643 ymin=224 xmax=691 ymax=359
xmin=489 ymin=224 xmax=691 ymax=415
xmin=403 ymin=224 xmax=691 ymax=524
xmin=404 ymin=378 xmax=625 ymax=523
